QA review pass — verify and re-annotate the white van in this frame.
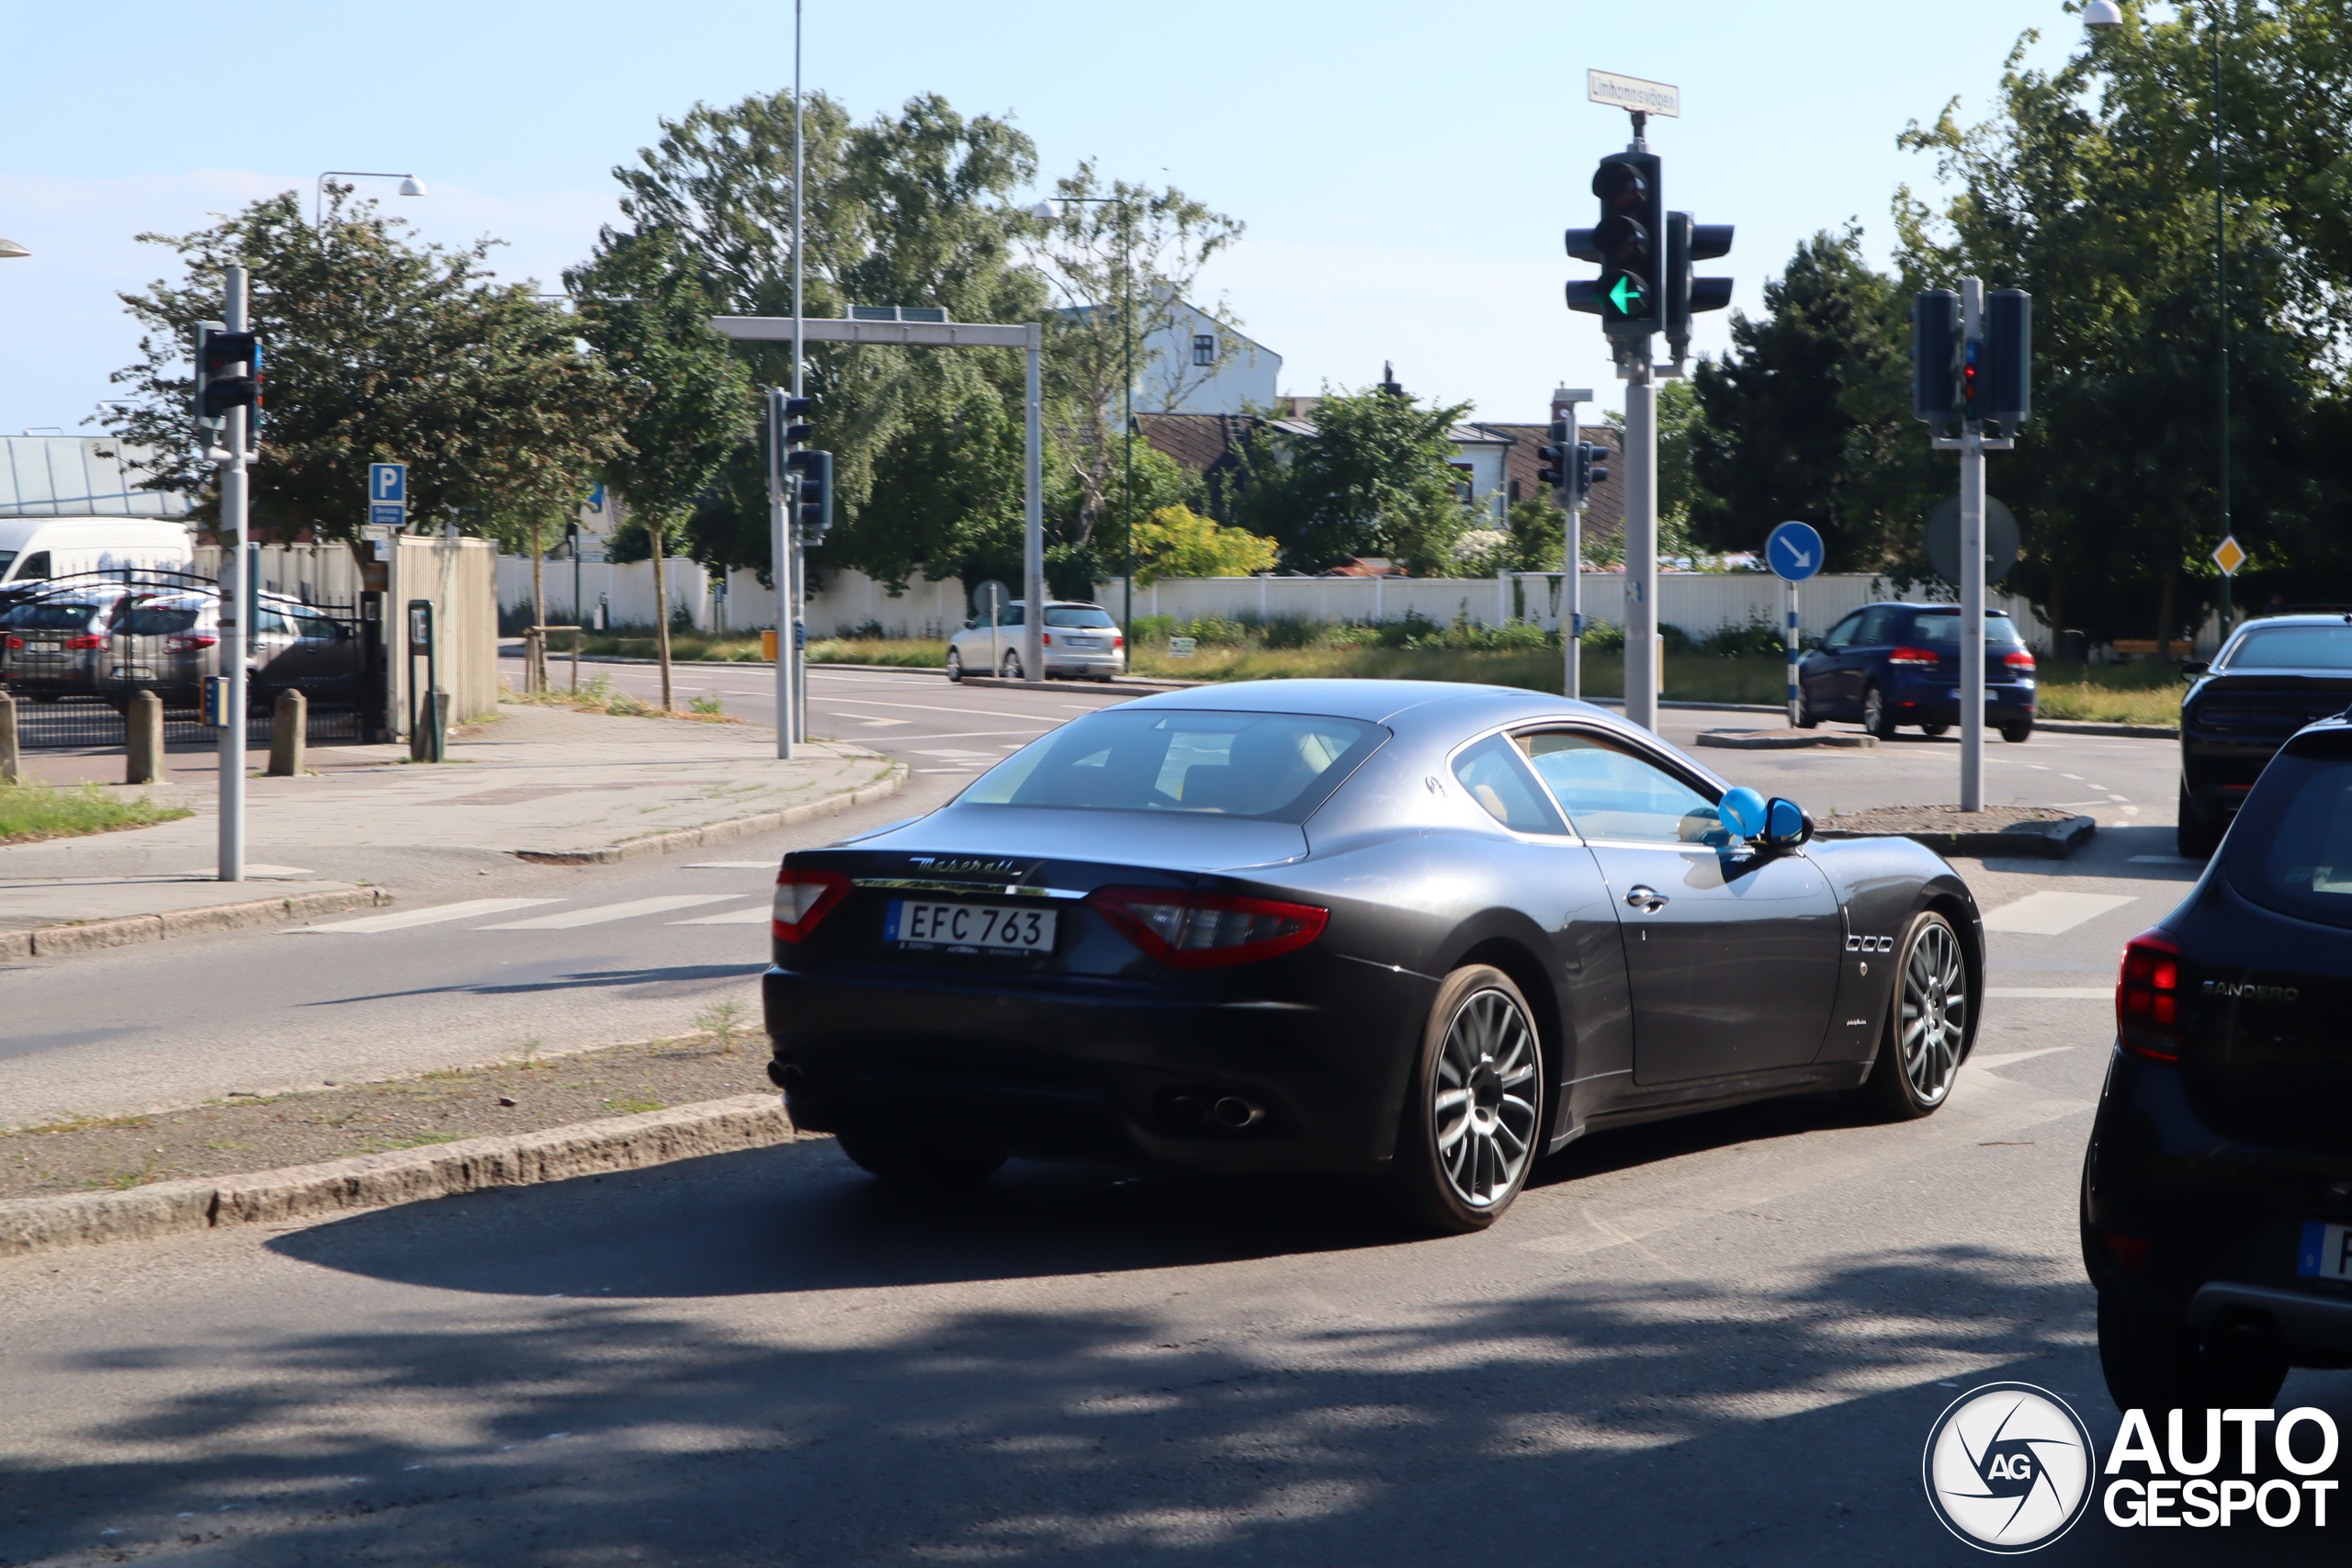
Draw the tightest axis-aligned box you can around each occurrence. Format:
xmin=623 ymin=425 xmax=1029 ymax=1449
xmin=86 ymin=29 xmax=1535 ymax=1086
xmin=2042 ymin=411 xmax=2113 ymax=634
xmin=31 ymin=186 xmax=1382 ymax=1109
xmin=0 ymin=517 xmax=196 ymax=590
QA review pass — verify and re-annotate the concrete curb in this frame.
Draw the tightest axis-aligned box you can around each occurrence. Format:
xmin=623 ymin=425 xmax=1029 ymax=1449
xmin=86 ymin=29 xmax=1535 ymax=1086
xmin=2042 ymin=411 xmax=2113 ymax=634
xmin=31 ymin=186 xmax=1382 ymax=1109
xmin=2032 ymin=718 xmax=2179 ymax=739
xmin=0 ymin=1093 xmax=797 ymax=1259
xmin=512 ymin=759 xmax=910 ymax=866
xmin=1696 ymin=728 xmax=1878 ymax=750
xmin=1818 ymin=813 xmax=2097 ymax=860
xmin=1 ymin=886 xmax=394 ymax=964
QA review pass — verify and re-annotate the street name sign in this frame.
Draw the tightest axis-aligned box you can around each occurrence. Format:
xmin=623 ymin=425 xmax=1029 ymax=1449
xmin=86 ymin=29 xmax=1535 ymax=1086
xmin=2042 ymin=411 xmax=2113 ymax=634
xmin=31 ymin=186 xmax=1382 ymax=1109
xmin=1588 ymin=71 xmax=1679 ymax=118
xmin=1765 ymin=521 xmax=1824 ymax=583
xmin=2212 ymin=535 xmax=2247 ymax=576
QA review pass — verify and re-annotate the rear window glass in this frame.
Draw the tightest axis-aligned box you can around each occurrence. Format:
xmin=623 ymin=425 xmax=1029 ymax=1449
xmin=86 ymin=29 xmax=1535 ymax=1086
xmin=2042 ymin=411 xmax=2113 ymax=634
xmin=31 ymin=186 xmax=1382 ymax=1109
xmin=1909 ymin=611 xmax=2022 ymax=645
xmin=964 ymin=708 xmax=1384 ymax=821
xmin=4 ymin=603 xmax=104 ymax=631
xmin=2225 ymin=626 xmax=2352 ymax=670
xmin=118 ymin=604 xmax=204 ymax=636
xmin=2227 ymin=744 xmax=2352 ymax=930
xmin=1044 ymin=606 xmax=1115 ymax=628
xmin=1452 ymin=735 xmax=1566 ymax=834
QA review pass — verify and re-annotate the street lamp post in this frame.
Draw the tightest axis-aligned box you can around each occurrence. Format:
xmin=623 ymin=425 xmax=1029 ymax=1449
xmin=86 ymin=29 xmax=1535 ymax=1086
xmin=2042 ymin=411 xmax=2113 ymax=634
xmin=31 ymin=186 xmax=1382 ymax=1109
xmin=2085 ymin=0 xmax=2233 ymax=637
xmin=1032 ymin=195 xmax=1136 ymax=645
xmin=314 ymin=172 xmax=427 ymax=231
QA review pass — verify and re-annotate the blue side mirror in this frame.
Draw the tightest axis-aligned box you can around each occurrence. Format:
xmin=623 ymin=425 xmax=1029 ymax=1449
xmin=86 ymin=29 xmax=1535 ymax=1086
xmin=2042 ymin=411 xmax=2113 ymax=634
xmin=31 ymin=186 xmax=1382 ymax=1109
xmin=1718 ymin=786 xmax=1767 ymax=840
xmin=1764 ymin=796 xmax=1812 ymax=847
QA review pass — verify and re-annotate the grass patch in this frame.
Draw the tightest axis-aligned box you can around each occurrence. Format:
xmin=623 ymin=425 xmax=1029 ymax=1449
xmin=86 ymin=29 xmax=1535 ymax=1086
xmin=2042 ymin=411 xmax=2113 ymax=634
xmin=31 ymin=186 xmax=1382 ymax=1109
xmin=502 ymin=674 xmax=743 ymax=724
xmin=0 ymin=780 xmax=192 ymax=845
xmin=808 ymin=637 xmax=947 ymax=667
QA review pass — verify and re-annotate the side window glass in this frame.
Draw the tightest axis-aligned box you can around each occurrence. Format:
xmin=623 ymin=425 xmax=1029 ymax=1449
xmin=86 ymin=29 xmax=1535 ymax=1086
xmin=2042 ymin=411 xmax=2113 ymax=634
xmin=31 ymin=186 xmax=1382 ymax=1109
xmin=252 ymin=607 xmax=291 ymax=636
xmin=1451 ymin=734 xmax=1568 ymax=835
xmin=1822 ymin=615 xmax=1860 ymax=649
xmin=1001 ymin=605 xmax=1024 ymax=628
xmin=1854 ymin=607 xmax=1897 ymax=644
xmin=1521 ymin=731 xmax=1725 ymax=845
xmin=970 ymin=609 xmax=993 ymax=630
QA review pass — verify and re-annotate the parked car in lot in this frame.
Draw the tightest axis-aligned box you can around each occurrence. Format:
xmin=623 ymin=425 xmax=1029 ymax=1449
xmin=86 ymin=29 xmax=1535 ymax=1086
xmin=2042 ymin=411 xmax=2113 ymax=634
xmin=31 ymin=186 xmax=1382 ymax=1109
xmin=764 ymin=679 xmax=1984 ymax=1232
xmin=0 ymin=580 xmax=360 ymax=710
xmin=2084 ymin=709 xmax=2352 ymax=1411
xmin=945 ymin=600 xmax=1125 ymax=682
xmin=2175 ymin=613 xmax=2352 ymax=858
xmin=1795 ymin=602 xmax=2037 ymax=741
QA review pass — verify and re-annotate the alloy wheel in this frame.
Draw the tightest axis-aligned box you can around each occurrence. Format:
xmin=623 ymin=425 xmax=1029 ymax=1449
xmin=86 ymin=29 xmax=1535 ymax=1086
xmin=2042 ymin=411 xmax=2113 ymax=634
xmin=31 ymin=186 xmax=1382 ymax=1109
xmin=1431 ymin=987 xmax=1540 ymax=1208
xmin=1001 ymin=652 xmax=1023 ymax=680
xmin=1897 ymin=920 xmax=1967 ymax=1105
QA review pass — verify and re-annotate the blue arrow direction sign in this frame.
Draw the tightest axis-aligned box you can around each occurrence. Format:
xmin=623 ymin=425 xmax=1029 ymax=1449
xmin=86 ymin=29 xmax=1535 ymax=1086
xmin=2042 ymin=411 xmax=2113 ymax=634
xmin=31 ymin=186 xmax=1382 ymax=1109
xmin=1765 ymin=520 xmax=1824 ymax=582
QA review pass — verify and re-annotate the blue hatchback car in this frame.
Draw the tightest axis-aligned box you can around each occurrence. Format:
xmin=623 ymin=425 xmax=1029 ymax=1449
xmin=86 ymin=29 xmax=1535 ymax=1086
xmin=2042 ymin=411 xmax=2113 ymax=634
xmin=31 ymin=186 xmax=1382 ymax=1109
xmin=1795 ymin=602 xmax=2038 ymax=741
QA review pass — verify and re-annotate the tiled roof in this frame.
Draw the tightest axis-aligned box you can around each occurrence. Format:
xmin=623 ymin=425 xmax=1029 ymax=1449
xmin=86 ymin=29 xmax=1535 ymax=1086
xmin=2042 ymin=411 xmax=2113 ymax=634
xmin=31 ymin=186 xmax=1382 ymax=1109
xmin=1471 ymin=423 xmax=1623 ymax=541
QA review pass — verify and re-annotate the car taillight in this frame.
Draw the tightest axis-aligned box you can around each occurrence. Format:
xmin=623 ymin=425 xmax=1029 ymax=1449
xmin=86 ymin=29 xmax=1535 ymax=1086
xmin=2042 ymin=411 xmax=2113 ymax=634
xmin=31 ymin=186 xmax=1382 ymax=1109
xmin=1888 ymin=646 xmax=1938 ymax=667
xmin=1041 ymin=632 xmax=1052 ymax=645
xmin=1114 ymin=634 xmax=1124 ymax=648
xmin=773 ymin=868 xmax=851 ymax=942
xmin=164 ymin=635 xmax=219 ymax=652
xmin=1088 ymin=886 xmax=1329 ymax=969
xmin=2118 ymin=928 xmax=2183 ymax=1060
xmin=2004 ymin=648 xmax=2036 ymax=672
xmin=63 ymin=635 xmax=103 ymax=650
xmin=3 ymin=637 xmax=18 ymax=649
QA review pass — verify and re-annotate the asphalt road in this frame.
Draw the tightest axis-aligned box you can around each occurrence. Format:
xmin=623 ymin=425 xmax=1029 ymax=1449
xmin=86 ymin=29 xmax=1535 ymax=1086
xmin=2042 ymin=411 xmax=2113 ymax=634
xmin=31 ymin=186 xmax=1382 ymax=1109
xmin=4 ymin=818 xmax=2338 ymax=1564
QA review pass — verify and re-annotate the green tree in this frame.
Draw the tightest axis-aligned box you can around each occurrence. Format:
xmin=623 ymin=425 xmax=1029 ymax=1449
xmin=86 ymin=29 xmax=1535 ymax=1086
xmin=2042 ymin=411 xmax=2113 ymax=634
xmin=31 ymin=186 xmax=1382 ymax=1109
xmin=567 ymin=231 xmax=755 ymax=707
xmin=106 ymin=188 xmax=622 ymax=543
xmin=1688 ymin=230 xmax=1919 ymax=571
xmin=1128 ymin=504 xmax=1277 ymax=586
xmin=1238 ymin=385 xmax=1478 ymax=575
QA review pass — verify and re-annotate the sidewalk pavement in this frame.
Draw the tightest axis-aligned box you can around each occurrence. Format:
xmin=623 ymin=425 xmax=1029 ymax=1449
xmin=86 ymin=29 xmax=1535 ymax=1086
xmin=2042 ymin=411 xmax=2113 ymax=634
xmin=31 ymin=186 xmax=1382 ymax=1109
xmin=0 ymin=704 xmax=903 ymax=956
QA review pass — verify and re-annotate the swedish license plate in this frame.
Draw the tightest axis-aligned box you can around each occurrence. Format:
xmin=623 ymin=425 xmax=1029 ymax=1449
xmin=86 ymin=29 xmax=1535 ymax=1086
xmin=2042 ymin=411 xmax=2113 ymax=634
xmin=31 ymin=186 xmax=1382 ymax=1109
xmin=886 ymin=899 xmax=1056 ymax=953
xmin=111 ymin=666 xmax=157 ymax=681
xmin=2299 ymin=1222 xmax=2352 ymax=1281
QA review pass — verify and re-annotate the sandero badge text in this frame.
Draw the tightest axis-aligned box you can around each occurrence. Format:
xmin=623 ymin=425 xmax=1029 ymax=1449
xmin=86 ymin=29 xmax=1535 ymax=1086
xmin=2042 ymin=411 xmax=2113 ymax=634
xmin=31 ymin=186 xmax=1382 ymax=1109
xmin=1923 ymin=1383 xmax=2096 ymax=1552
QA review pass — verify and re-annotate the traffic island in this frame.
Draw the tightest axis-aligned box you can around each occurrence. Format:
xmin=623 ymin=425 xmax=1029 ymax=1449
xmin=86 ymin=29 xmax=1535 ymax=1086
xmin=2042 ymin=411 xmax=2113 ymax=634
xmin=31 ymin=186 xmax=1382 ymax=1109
xmin=0 ymin=1031 xmax=810 ymax=1258
xmin=1695 ymin=728 xmax=1879 ymax=750
xmin=1815 ymin=804 xmax=2096 ymax=860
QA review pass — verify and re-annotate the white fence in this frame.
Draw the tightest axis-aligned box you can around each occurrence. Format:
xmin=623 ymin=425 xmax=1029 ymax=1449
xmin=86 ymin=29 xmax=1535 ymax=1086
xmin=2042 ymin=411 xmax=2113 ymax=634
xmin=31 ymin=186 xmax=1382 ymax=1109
xmin=493 ymin=557 xmax=2057 ymax=650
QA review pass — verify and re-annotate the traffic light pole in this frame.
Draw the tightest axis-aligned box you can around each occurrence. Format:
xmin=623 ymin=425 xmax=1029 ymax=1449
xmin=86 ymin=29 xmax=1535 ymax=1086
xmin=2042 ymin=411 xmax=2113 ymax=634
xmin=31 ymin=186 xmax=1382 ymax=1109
xmin=766 ymin=389 xmax=796 ymax=761
xmin=1958 ymin=288 xmax=1986 ymax=812
xmin=216 ymin=265 xmax=250 ymax=883
xmin=1551 ymin=387 xmax=1589 ymax=700
xmin=1023 ymin=324 xmax=1045 ymax=686
xmin=1621 ymin=359 xmax=1659 ymax=733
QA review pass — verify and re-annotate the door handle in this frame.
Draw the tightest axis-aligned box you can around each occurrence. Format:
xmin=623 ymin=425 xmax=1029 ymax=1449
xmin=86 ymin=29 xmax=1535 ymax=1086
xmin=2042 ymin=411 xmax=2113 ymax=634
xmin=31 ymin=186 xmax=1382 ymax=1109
xmin=1625 ymin=885 xmax=1668 ymax=912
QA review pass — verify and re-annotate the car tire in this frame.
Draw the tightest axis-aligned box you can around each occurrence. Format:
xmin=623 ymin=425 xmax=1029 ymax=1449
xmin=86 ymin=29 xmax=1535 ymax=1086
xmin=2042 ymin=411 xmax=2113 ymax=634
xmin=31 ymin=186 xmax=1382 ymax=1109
xmin=1861 ymin=682 xmax=1899 ymax=740
xmin=1385 ymin=964 xmax=1544 ymax=1235
xmin=2177 ymin=782 xmax=2222 ymax=859
xmin=1001 ymin=651 xmax=1023 ymax=681
xmin=1999 ymin=718 xmax=2034 ymax=743
xmin=1793 ymin=688 xmax=1819 ymax=729
xmin=1862 ymin=909 xmax=1970 ymax=1120
xmin=2097 ymin=1291 xmax=2287 ymax=1415
xmin=1919 ymin=722 xmax=1950 ymax=738
xmin=834 ymin=1130 xmax=1006 ymax=1187
xmin=944 ymin=649 xmax=964 ymax=683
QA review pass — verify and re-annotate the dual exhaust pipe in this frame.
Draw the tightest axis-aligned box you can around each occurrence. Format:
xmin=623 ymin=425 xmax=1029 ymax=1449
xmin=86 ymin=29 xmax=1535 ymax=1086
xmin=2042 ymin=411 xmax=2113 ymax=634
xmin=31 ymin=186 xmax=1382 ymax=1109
xmin=1163 ymin=1092 xmax=1265 ymax=1132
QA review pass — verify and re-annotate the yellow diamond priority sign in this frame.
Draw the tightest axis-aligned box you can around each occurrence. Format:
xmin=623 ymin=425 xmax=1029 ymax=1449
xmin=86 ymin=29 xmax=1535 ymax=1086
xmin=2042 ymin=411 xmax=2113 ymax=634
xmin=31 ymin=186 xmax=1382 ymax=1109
xmin=2212 ymin=535 xmax=2247 ymax=577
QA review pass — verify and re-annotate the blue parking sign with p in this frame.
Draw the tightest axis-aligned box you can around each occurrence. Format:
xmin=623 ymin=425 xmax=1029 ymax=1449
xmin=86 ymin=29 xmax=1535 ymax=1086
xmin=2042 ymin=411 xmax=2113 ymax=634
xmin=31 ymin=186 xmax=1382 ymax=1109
xmin=370 ymin=463 xmax=407 ymax=504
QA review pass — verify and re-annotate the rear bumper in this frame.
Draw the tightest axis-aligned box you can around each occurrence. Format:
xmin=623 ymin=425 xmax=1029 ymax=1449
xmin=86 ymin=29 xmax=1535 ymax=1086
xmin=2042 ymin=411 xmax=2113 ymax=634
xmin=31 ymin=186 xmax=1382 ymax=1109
xmin=2180 ymin=737 xmax=2272 ymax=821
xmin=1887 ymin=673 xmax=2037 ymax=724
xmin=763 ymin=957 xmax=1432 ymax=1172
xmin=2083 ymin=1047 xmax=2352 ymax=1366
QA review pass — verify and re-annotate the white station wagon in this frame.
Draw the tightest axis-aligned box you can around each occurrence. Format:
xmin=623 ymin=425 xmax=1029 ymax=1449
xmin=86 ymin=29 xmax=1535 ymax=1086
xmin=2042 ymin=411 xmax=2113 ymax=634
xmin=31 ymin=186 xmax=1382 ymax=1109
xmin=946 ymin=600 xmax=1126 ymax=682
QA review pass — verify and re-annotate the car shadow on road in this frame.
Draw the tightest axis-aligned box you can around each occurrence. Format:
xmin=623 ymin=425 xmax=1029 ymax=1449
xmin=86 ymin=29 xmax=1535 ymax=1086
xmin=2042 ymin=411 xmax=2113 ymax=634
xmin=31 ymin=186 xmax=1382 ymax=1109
xmin=10 ymin=1179 xmax=2341 ymax=1564
xmin=304 ymin=961 xmax=765 ymax=1008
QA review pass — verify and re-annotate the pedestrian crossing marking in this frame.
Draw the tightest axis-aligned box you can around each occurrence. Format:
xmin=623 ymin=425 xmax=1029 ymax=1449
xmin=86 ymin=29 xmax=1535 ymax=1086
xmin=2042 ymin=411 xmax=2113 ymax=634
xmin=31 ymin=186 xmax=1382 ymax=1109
xmin=296 ymin=898 xmax=563 ymax=934
xmin=668 ymin=905 xmax=773 ymax=925
xmin=478 ymin=895 xmax=740 ymax=931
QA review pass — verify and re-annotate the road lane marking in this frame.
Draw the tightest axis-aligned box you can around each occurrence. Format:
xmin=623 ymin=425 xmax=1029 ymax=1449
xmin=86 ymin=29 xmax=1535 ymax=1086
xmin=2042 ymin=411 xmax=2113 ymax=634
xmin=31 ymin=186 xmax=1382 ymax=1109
xmin=809 ymin=697 xmax=1061 ymax=722
xmin=477 ymin=895 xmax=740 ymax=930
xmin=913 ymin=749 xmax=1003 ymax=759
xmin=668 ymin=905 xmax=773 ymax=925
xmin=1984 ymin=987 xmax=2109 ymax=998
xmin=296 ymin=898 xmax=563 ymax=934
xmin=684 ymin=862 xmax=774 ymax=869
xmin=1981 ymin=891 xmax=2138 ymax=935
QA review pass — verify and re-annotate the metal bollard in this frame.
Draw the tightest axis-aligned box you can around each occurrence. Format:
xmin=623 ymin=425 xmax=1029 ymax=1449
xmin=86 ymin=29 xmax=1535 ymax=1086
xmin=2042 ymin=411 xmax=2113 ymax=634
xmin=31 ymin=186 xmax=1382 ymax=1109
xmin=125 ymin=690 xmax=164 ymax=785
xmin=0 ymin=688 xmax=17 ymax=783
xmin=267 ymin=687 xmax=306 ymax=776
xmin=410 ymin=689 xmax=449 ymax=763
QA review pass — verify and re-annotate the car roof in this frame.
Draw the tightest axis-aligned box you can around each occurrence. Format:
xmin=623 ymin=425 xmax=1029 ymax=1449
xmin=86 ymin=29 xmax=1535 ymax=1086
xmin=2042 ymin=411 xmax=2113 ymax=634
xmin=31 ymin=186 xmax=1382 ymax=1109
xmin=2233 ymin=614 xmax=2352 ymax=630
xmin=1849 ymin=603 xmax=2010 ymax=614
xmin=1111 ymin=677 xmax=1635 ymax=730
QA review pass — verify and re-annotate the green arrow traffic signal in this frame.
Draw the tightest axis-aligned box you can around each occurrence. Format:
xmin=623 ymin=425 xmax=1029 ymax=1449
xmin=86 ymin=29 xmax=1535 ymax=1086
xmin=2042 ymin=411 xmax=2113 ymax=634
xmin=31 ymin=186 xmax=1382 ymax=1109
xmin=1608 ymin=275 xmax=1645 ymax=313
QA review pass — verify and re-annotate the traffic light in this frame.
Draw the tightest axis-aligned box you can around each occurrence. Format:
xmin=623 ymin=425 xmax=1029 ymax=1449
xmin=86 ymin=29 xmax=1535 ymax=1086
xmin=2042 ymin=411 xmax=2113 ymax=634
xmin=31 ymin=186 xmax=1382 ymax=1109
xmin=192 ymin=323 xmax=262 ymax=440
xmin=1980 ymin=288 xmax=2031 ymax=432
xmin=782 ymin=396 xmax=813 ymax=447
xmin=1573 ymin=443 xmax=1609 ymax=502
xmin=1911 ymin=289 xmax=1961 ymax=430
xmin=787 ymin=449 xmax=832 ymax=545
xmin=1664 ymin=213 xmax=1735 ymax=359
xmin=1565 ymin=152 xmax=1662 ymax=335
xmin=1536 ymin=418 xmax=1571 ymax=490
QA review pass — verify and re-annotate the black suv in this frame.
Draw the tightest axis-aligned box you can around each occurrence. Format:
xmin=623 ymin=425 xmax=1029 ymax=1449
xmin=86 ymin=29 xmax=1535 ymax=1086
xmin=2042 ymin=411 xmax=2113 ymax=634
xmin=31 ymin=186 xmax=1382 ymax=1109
xmin=2177 ymin=613 xmax=2352 ymax=857
xmin=2082 ymin=712 xmax=2352 ymax=1410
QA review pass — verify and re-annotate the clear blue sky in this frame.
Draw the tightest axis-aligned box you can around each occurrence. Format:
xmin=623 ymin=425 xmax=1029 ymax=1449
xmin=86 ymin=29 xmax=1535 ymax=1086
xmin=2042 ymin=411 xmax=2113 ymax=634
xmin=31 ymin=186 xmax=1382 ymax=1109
xmin=0 ymin=0 xmax=2092 ymax=438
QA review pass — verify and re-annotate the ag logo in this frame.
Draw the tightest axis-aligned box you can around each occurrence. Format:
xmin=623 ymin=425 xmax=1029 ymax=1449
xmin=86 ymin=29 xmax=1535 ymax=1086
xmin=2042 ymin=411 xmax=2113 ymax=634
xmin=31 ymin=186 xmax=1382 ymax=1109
xmin=1923 ymin=1382 xmax=2096 ymax=1552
